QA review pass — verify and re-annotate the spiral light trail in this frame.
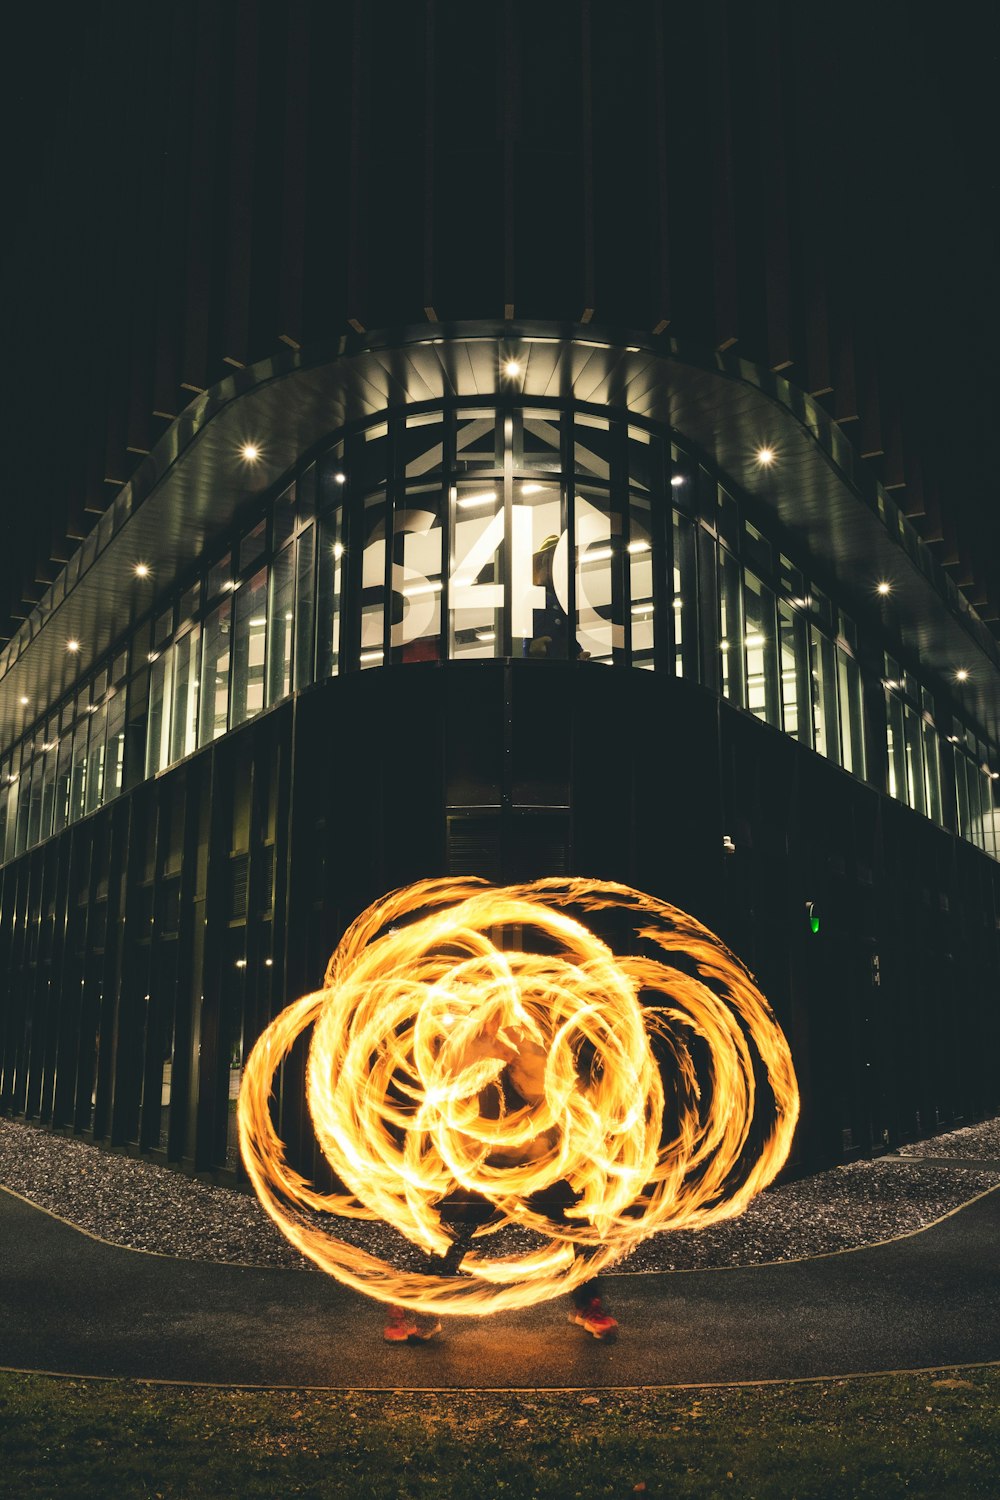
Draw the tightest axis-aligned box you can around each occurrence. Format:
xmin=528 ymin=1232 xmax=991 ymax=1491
xmin=238 ymin=877 xmax=799 ymax=1315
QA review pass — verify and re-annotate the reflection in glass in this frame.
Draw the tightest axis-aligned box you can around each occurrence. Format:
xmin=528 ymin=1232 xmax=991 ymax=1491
xmin=199 ymin=599 xmax=232 ymax=746
xmin=392 ymin=493 xmax=443 ymax=662
xmin=317 ymin=507 xmax=344 ymax=677
xmin=231 ymin=567 xmax=268 ymax=723
xmin=449 ymin=481 xmax=503 ymax=659
xmin=811 ymin=626 xmax=839 ymax=764
xmin=837 ymin=648 xmax=866 ymax=779
xmin=84 ymin=701 xmax=108 ymax=813
xmin=575 ymin=485 xmax=621 ymax=663
xmin=294 ymin=524 xmax=316 ymax=692
xmin=170 ymin=627 xmax=200 ymax=763
xmin=360 ymin=492 xmax=387 ymax=669
xmin=629 ymin=493 xmax=654 ymax=668
xmin=517 ymin=479 xmax=568 ymax=660
xmin=719 ymin=547 xmax=744 ymax=706
xmin=145 ymin=653 xmax=173 ymax=777
xmin=779 ymin=600 xmax=810 ymax=743
xmin=743 ymin=572 xmax=778 ymax=725
xmin=267 ymin=546 xmax=295 ymax=705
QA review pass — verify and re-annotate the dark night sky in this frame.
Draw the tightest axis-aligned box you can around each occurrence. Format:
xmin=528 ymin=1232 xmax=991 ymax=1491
xmin=1 ymin=2 xmax=998 ymax=640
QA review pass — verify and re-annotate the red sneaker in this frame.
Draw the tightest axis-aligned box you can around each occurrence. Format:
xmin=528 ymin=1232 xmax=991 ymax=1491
xmin=383 ymin=1306 xmax=442 ymax=1343
xmin=569 ymin=1297 xmax=618 ymax=1340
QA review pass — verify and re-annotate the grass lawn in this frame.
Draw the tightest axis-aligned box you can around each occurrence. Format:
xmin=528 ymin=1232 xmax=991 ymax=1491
xmin=1 ymin=1367 xmax=998 ymax=1499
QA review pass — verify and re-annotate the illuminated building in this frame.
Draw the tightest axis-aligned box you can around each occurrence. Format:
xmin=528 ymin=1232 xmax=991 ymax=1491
xmin=1 ymin=5 xmax=997 ymax=1176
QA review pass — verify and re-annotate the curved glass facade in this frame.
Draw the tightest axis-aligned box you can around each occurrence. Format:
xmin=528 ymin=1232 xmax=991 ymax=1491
xmin=1 ymin=397 xmax=998 ymax=864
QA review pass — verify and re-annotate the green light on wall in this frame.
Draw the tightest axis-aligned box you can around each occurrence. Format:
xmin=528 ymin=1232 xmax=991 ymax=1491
xmin=806 ymin=901 xmax=820 ymax=935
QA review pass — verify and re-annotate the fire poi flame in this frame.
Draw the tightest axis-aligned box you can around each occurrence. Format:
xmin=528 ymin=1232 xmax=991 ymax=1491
xmin=238 ymin=877 xmax=799 ymax=1314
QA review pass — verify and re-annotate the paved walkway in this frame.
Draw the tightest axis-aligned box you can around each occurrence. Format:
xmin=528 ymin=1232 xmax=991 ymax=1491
xmin=1 ymin=1184 xmax=998 ymax=1390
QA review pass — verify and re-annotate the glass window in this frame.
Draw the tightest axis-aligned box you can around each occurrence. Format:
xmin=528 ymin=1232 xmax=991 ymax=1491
xmin=231 ymin=567 xmax=268 ymax=724
xmin=145 ymin=651 xmax=174 ymax=777
xmin=273 ymin=481 xmax=298 ymax=552
xmin=837 ymin=648 xmax=866 ymax=779
xmin=672 ymin=511 xmax=697 ymax=680
xmin=923 ymin=719 xmax=943 ymax=825
xmin=403 ymin=414 xmax=445 ymax=480
xmin=294 ymin=523 xmax=316 ymax=692
xmin=629 ymin=492 xmax=654 ymax=669
xmin=743 ymin=572 xmax=779 ymax=725
xmin=266 ymin=546 xmax=295 ymax=705
xmin=886 ymin=689 xmax=906 ymax=802
xmin=153 ymin=606 xmax=173 ymax=648
xmin=902 ymin=702 xmax=925 ymax=815
xmin=359 ymin=423 xmax=390 ymax=490
xmin=516 ymin=478 xmax=568 ymax=661
xmin=521 ymin=410 xmax=561 ymax=472
xmin=207 ymin=552 xmax=233 ymax=602
xmin=627 ymin=426 xmax=653 ymax=493
xmin=449 ymin=480 xmax=503 ymax=659
xmin=317 ymin=507 xmax=344 ymax=677
xmin=719 ymin=547 xmax=744 ymax=706
xmin=26 ymin=751 xmax=44 ymax=846
xmin=53 ymin=732 xmax=73 ymax=834
xmin=104 ymin=689 xmax=127 ymax=802
xmin=170 ymin=625 xmax=201 ymax=762
xmin=199 ymin=598 xmax=232 ymax=745
xmin=455 ymin=410 xmax=498 ymax=471
xmin=778 ymin=600 xmax=810 ymax=743
xmin=178 ymin=581 xmax=200 ymax=626
xmin=239 ymin=519 xmax=266 ymax=575
xmin=360 ymin=492 xmax=387 ymax=669
xmin=392 ymin=491 xmax=444 ymax=663
xmin=84 ymin=701 xmax=107 ymax=813
xmin=575 ymin=485 xmax=622 ymax=663
xmin=810 ymin=626 xmax=839 ymax=764
xmin=70 ymin=716 xmax=89 ymax=821
xmin=574 ymin=415 xmax=612 ymax=482
xmin=743 ymin=520 xmax=771 ymax=578
xmin=38 ymin=734 xmax=58 ymax=840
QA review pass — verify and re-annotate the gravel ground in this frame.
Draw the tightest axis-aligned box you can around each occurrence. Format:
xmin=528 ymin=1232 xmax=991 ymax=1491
xmin=0 ymin=1116 xmax=997 ymax=1277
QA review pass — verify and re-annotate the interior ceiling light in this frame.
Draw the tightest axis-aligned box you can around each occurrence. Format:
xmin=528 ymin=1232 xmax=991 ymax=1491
xmin=755 ymin=446 xmax=776 ymax=467
xmin=334 ymin=472 xmax=347 ymax=484
xmin=240 ymin=442 xmax=261 ymax=463
xmin=18 ymin=696 xmax=28 ymax=706
xmin=503 ymin=359 xmax=522 ymax=377
xmin=670 ymin=474 xmax=686 ymax=487
xmin=876 ymin=581 xmax=892 ymax=596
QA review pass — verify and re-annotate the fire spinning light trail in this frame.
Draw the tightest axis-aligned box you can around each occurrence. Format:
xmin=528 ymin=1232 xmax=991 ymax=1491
xmin=239 ymin=877 xmax=799 ymax=1315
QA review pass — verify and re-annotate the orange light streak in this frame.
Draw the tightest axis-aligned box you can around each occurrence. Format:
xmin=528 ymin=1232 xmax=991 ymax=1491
xmin=238 ymin=878 xmax=799 ymax=1315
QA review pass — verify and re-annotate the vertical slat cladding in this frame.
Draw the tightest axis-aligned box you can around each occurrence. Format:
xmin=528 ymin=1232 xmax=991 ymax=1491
xmin=125 ymin=14 xmax=166 ymax=458
xmin=346 ymin=0 xmax=368 ymax=331
xmin=650 ymin=1 xmax=670 ymax=330
xmin=222 ymin=1 xmax=260 ymax=369
xmin=502 ymin=0 xmax=516 ymax=318
xmin=277 ymin=0 xmax=310 ymax=348
xmin=712 ymin=0 xmax=739 ymax=351
xmin=180 ymin=4 xmax=223 ymax=391
xmin=580 ymin=2 xmax=595 ymax=319
xmin=152 ymin=9 xmax=196 ymax=420
xmin=758 ymin=1 xmax=792 ymax=372
xmin=422 ymin=0 xmax=437 ymax=317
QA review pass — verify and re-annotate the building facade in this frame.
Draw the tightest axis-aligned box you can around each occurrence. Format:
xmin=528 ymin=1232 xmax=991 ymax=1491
xmin=1 ymin=322 xmax=999 ymax=1179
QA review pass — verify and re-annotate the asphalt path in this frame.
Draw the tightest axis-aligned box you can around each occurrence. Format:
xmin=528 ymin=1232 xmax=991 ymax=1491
xmin=1 ymin=1184 xmax=998 ymax=1390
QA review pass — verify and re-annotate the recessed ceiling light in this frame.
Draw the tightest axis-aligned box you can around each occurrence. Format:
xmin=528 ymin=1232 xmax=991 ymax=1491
xmin=241 ymin=442 xmax=261 ymax=463
xmin=955 ymin=669 xmax=969 ymax=682
xmin=755 ymin=446 xmax=776 ymax=467
xmin=503 ymin=359 xmax=521 ymax=377
xmin=134 ymin=562 xmax=150 ymax=578
xmin=876 ymin=581 xmax=891 ymax=596
xmin=18 ymin=695 xmax=28 ymax=706
xmin=66 ymin=639 xmax=80 ymax=653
